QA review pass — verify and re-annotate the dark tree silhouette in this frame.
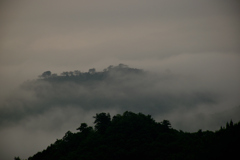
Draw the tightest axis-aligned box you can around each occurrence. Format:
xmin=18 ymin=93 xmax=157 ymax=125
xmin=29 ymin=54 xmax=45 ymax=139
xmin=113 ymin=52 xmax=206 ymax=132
xmin=230 ymin=119 xmax=233 ymax=127
xmin=161 ymin=120 xmax=172 ymax=129
xmin=93 ymin=113 xmax=111 ymax=133
xmin=25 ymin=112 xmax=240 ymax=160
xmin=77 ymin=123 xmax=88 ymax=132
xmin=39 ymin=71 xmax=51 ymax=78
xmin=14 ymin=157 xmax=21 ymax=160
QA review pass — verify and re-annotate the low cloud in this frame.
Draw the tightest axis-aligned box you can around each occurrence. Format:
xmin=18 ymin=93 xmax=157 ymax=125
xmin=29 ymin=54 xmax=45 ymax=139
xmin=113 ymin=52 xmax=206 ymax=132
xmin=1 ymin=1 xmax=240 ymax=159
xmin=1 ymin=64 xmax=237 ymax=130
xmin=0 ymin=62 xmax=240 ymax=159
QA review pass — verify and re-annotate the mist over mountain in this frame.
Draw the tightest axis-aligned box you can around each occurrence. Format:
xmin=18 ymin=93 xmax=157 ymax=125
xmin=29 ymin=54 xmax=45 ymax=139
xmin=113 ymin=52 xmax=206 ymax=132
xmin=1 ymin=1 xmax=240 ymax=160
xmin=0 ymin=64 xmax=225 ymax=130
xmin=1 ymin=64 xmax=239 ymax=160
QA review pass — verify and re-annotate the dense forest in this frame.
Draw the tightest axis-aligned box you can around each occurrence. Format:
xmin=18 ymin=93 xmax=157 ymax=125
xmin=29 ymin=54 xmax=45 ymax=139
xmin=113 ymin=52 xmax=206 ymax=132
xmin=15 ymin=111 xmax=239 ymax=160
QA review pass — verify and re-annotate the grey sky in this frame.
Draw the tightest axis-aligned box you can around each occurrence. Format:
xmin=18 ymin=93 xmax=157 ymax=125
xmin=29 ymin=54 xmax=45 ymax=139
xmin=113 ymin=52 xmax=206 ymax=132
xmin=0 ymin=0 xmax=240 ymax=160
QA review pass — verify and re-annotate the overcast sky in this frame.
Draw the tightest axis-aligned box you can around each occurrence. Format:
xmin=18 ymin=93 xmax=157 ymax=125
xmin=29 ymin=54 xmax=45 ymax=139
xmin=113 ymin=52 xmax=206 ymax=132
xmin=0 ymin=0 xmax=240 ymax=160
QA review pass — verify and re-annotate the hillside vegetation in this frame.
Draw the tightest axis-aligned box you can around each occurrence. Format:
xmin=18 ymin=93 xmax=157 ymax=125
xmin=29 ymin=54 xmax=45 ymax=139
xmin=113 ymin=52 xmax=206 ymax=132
xmin=16 ymin=111 xmax=240 ymax=160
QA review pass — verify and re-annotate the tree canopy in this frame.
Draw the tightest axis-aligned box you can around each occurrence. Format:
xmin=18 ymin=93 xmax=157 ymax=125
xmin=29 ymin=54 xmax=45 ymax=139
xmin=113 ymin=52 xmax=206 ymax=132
xmin=37 ymin=64 xmax=144 ymax=83
xmin=22 ymin=111 xmax=240 ymax=160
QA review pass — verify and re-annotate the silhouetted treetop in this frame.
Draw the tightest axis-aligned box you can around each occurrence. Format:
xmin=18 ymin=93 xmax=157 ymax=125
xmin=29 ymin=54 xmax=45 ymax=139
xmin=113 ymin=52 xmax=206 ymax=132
xmin=39 ymin=71 xmax=51 ymax=78
xmin=25 ymin=112 xmax=240 ymax=160
xmin=76 ymin=123 xmax=88 ymax=132
xmin=37 ymin=64 xmax=144 ymax=83
xmin=93 ymin=113 xmax=111 ymax=134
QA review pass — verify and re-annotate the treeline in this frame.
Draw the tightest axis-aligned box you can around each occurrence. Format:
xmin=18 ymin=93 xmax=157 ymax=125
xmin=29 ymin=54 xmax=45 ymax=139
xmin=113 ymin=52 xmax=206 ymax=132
xmin=16 ymin=111 xmax=240 ymax=160
xmin=38 ymin=64 xmax=143 ymax=82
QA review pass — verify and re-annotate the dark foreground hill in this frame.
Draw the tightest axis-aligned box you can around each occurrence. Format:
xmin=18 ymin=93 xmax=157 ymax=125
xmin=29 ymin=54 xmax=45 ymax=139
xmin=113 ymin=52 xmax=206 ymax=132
xmin=16 ymin=111 xmax=239 ymax=160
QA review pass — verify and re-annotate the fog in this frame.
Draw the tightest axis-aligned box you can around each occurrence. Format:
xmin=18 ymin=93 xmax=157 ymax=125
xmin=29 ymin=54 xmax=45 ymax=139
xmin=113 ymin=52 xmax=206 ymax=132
xmin=0 ymin=0 xmax=239 ymax=159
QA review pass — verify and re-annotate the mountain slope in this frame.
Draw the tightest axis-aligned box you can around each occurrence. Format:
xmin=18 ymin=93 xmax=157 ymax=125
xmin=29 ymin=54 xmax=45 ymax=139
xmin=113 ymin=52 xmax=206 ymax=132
xmin=23 ymin=111 xmax=240 ymax=160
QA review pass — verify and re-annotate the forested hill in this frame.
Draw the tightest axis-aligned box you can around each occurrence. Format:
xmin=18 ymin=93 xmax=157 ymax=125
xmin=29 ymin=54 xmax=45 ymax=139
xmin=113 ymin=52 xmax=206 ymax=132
xmin=37 ymin=64 xmax=144 ymax=83
xmin=16 ymin=111 xmax=240 ymax=160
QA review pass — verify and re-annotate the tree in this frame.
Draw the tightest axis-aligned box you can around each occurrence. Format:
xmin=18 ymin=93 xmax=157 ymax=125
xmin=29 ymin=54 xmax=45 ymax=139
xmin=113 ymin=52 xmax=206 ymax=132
xmin=62 ymin=131 xmax=73 ymax=142
xmin=40 ymin=71 xmax=51 ymax=78
xmin=88 ymin=68 xmax=96 ymax=74
xmin=74 ymin=70 xmax=81 ymax=76
xmin=93 ymin=113 xmax=111 ymax=133
xmin=77 ymin=123 xmax=93 ymax=135
xmin=77 ymin=123 xmax=88 ymax=132
xmin=226 ymin=122 xmax=230 ymax=129
xmin=230 ymin=120 xmax=233 ymax=127
xmin=61 ymin=71 xmax=69 ymax=77
xmin=14 ymin=157 xmax=21 ymax=160
xmin=118 ymin=63 xmax=128 ymax=68
xmin=107 ymin=65 xmax=113 ymax=71
xmin=161 ymin=120 xmax=172 ymax=130
xmin=69 ymin=71 xmax=74 ymax=76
